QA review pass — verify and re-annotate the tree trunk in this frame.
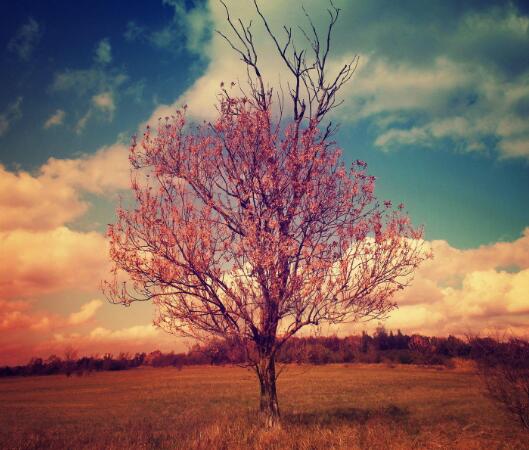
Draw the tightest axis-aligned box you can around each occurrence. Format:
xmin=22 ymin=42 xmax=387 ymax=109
xmin=257 ymin=355 xmax=280 ymax=428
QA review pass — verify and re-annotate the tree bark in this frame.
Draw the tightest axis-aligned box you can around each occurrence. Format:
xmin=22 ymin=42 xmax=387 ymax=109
xmin=257 ymin=355 xmax=280 ymax=428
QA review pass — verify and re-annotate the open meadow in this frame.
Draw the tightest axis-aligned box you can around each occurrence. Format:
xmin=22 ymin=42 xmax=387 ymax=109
xmin=0 ymin=363 xmax=527 ymax=449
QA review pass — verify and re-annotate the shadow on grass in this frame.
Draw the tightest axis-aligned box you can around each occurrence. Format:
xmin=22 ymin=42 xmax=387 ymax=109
xmin=285 ymin=404 xmax=409 ymax=426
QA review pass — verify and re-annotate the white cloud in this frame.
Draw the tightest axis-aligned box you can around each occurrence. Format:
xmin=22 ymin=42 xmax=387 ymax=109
xmin=0 ymin=143 xmax=129 ymax=232
xmin=74 ymin=91 xmax=115 ymax=132
xmin=89 ymin=324 xmax=159 ymax=341
xmin=154 ymin=1 xmax=529 ymax=160
xmin=0 ymin=317 xmax=182 ymax=366
xmin=340 ymin=56 xmax=471 ymax=120
xmin=75 ymin=110 xmax=92 ymax=134
xmin=149 ymin=0 xmax=211 ymax=54
xmin=0 ymin=300 xmax=34 ymax=331
xmin=40 ymin=142 xmax=129 ymax=195
xmin=51 ymin=68 xmax=127 ymax=95
xmin=0 ymin=97 xmax=23 ymax=137
xmin=143 ymin=1 xmax=301 ymax=126
xmin=375 ymin=127 xmax=429 ymax=149
xmin=2 ymin=0 xmax=529 ymax=367
xmin=0 ymin=142 xmax=130 ymax=342
xmin=7 ymin=17 xmax=41 ymax=61
xmin=50 ymin=62 xmax=126 ymax=133
xmin=124 ymin=21 xmax=144 ymax=41
xmin=0 ymin=163 xmax=87 ymax=232
xmin=121 ymin=1 xmax=211 ymax=55
xmin=94 ymin=38 xmax=112 ymax=65
xmin=68 ymin=299 xmax=103 ymax=325
xmin=92 ymin=92 xmax=115 ymax=115
xmin=43 ymin=109 xmax=65 ymax=129
xmin=336 ymin=9 xmax=529 ymax=158
xmin=367 ymin=68 xmax=529 ymax=158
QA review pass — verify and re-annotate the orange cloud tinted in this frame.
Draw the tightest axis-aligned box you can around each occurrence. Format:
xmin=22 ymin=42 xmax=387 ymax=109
xmin=68 ymin=299 xmax=103 ymax=325
xmin=0 ymin=300 xmax=49 ymax=331
xmin=0 ymin=299 xmax=103 ymax=334
xmin=0 ymin=299 xmax=179 ymax=365
xmin=383 ymin=228 xmax=529 ymax=336
xmin=0 ymin=164 xmax=87 ymax=232
xmin=1 ymin=145 xmax=528 ymax=365
xmin=40 ymin=143 xmax=129 ymax=196
xmin=8 ymin=324 xmax=182 ymax=367
xmin=0 ymin=227 xmax=109 ymax=299
xmin=0 ymin=144 xmax=128 ymax=233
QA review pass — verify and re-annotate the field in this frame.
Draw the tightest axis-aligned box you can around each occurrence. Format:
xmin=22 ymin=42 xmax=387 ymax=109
xmin=0 ymin=364 xmax=526 ymax=449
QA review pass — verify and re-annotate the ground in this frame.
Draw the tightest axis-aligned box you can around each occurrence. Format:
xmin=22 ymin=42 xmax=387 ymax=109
xmin=0 ymin=363 xmax=526 ymax=449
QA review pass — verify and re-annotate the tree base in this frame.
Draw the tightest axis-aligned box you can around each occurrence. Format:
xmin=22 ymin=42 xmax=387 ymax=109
xmin=259 ymin=410 xmax=281 ymax=429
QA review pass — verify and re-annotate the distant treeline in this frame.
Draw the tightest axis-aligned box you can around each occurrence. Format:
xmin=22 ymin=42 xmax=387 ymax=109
xmin=1 ymin=327 xmax=526 ymax=377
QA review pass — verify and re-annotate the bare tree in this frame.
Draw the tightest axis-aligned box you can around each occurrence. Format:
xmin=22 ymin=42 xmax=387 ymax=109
xmin=104 ymin=1 xmax=426 ymax=427
xmin=474 ymin=337 xmax=529 ymax=431
xmin=216 ymin=0 xmax=358 ymax=136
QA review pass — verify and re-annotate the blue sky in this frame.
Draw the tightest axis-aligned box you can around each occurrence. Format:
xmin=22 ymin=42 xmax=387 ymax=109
xmin=1 ymin=0 xmax=528 ymax=248
xmin=0 ymin=1 xmax=207 ymax=168
xmin=1 ymin=0 xmax=529 ymax=363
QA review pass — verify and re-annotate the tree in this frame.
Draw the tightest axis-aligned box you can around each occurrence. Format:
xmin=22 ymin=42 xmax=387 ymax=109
xmin=63 ymin=345 xmax=78 ymax=377
xmin=104 ymin=1 xmax=426 ymax=427
xmin=474 ymin=338 xmax=529 ymax=431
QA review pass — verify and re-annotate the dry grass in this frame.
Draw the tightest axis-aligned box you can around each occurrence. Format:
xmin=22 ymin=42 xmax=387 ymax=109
xmin=0 ymin=364 xmax=526 ymax=449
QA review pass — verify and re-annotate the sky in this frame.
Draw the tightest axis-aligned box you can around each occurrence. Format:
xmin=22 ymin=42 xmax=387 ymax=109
xmin=1 ymin=0 xmax=529 ymax=365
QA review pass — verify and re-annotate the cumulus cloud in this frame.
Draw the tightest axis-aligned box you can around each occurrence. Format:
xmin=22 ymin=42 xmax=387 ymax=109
xmin=42 ymin=324 xmax=178 ymax=363
xmin=43 ymin=109 xmax=65 ymax=129
xmin=92 ymin=91 xmax=115 ymax=116
xmin=0 ymin=227 xmax=109 ymax=300
xmin=68 ymin=299 xmax=103 ymax=325
xmin=143 ymin=1 xmax=297 ymax=126
xmin=0 ymin=302 xmax=183 ymax=365
xmin=94 ymin=38 xmax=112 ymax=65
xmin=0 ymin=97 xmax=23 ymax=137
xmin=0 ymin=300 xmax=40 ymax=331
xmin=0 ymin=143 xmax=129 ymax=232
xmin=0 ymin=141 xmax=131 ymax=361
xmin=364 ymin=64 xmax=529 ymax=158
xmin=52 ymin=65 xmax=126 ymax=132
xmin=0 ymin=163 xmax=87 ymax=231
xmin=89 ymin=324 xmax=159 ymax=341
xmin=75 ymin=92 xmax=116 ymax=132
xmin=51 ymin=68 xmax=127 ymax=95
xmin=0 ymin=140 xmax=132 ymax=348
xmin=333 ymin=3 xmax=529 ymax=159
xmin=7 ymin=17 xmax=42 ymax=61
xmin=124 ymin=21 xmax=145 ymax=42
xmin=381 ymin=228 xmax=529 ymax=336
xmin=1 ymin=226 xmax=528 ymax=362
xmin=50 ymin=45 xmax=127 ymax=133
xmin=0 ymin=298 xmax=66 ymax=337
xmin=40 ymin=142 xmax=129 ymax=195
xmin=125 ymin=0 xmax=211 ymax=55
xmin=152 ymin=0 xmax=529 ymax=160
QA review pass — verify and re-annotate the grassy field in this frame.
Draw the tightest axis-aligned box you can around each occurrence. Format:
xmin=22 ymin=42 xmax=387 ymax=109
xmin=0 ymin=363 xmax=526 ymax=449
